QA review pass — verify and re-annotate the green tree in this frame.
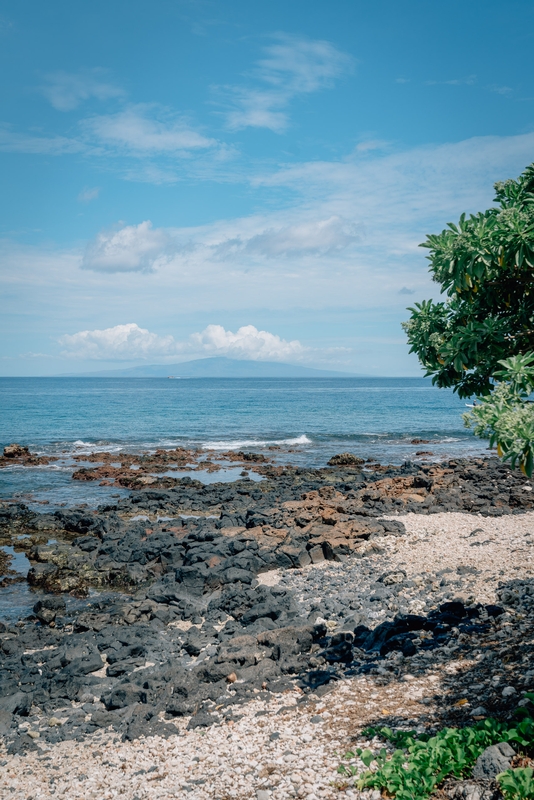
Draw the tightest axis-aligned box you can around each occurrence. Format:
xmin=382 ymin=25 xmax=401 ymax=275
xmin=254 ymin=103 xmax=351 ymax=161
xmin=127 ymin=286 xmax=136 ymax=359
xmin=402 ymin=163 xmax=534 ymax=475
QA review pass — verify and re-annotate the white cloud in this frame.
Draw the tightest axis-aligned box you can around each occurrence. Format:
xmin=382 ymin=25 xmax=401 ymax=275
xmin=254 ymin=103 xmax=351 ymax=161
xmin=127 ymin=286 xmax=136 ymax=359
xmin=82 ymin=221 xmax=171 ymax=272
xmin=41 ymin=69 xmax=124 ymax=111
xmin=76 ymin=130 xmax=534 ymax=296
xmin=257 ymin=34 xmax=353 ymax=93
xmin=18 ymin=352 xmax=58 ymax=359
xmin=224 ymin=89 xmax=289 ymax=134
xmin=78 ymin=186 xmax=100 ymax=203
xmin=84 ymin=104 xmax=216 ymax=153
xmin=82 ymin=214 xmax=360 ymax=273
xmin=489 ymin=84 xmax=513 ymax=95
xmin=253 ymin=131 xmax=534 ymax=219
xmin=0 ymin=104 xmax=219 ymax=168
xmin=425 ymin=74 xmax=477 ymax=87
xmin=4 ymin=131 xmax=534 ymax=353
xmin=222 ymin=34 xmax=354 ymax=132
xmin=0 ymin=125 xmax=89 ymax=155
xmin=59 ymin=323 xmax=177 ymax=360
xmin=58 ymin=322 xmax=305 ymax=362
xmin=4 ymin=130 xmax=534 ymax=375
xmin=214 ymin=216 xmax=361 ymax=258
xmin=189 ymin=324 xmax=305 ymax=361
xmin=354 ymin=139 xmax=389 ymax=153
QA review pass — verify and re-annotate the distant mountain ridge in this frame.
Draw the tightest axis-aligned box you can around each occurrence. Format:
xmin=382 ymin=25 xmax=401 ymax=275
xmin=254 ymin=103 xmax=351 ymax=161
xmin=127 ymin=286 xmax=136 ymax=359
xmin=59 ymin=357 xmax=359 ymax=378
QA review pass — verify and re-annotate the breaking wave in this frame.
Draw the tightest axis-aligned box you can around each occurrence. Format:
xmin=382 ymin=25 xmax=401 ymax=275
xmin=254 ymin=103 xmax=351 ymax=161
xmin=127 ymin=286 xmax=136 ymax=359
xmin=202 ymin=435 xmax=312 ymax=451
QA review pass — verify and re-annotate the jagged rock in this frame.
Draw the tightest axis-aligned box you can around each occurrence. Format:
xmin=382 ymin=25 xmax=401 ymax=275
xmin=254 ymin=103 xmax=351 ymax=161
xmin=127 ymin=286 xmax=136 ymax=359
xmin=33 ymin=596 xmax=66 ymax=624
xmin=187 ymin=710 xmax=216 ymax=729
xmin=378 ymin=569 xmax=407 ymax=585
xmin=257 ymin=625 xmax=314 ymax=659
xmin=0 ymin=691 xmax=32 ymax=716
xmin=446 ymin=781 xmax=502 ymax=800
xmin=327 ymin=453 xmax=365 ymax=466
xmin=0 ymin=709 xmax=13 ymax=735
xmin=7 ymin=733 xmax=38 ymax=755
xmin=216 ymin=634 xmax=264 ymax=667
xmin=3 ymin=444 xmax=30 ymax=458
xmin=472 ymin=742 xmax=515 ymax=780
xmin=103 ymin=684 xmax=147 ymax=710
xmin=2 ymin=453 xmax=534 ymax=751
xmin=27 ymin=563 xmax=88 ymax=595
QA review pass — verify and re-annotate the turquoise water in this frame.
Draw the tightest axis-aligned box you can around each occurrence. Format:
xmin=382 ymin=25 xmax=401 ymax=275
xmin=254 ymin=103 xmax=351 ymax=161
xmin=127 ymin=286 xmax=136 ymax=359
xmin=0 ymin=377 xmax=486 ymax=508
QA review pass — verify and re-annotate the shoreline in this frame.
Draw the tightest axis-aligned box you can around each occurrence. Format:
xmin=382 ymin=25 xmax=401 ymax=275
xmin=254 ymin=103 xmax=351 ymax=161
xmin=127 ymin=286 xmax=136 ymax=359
xmin=1 ymin=452 xmax=534 ymax=797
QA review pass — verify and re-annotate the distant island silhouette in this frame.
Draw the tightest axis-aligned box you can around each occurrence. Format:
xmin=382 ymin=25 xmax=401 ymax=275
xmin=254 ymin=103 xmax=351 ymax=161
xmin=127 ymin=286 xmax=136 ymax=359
xmin=59 ymin=356 xmax=361 ymax=378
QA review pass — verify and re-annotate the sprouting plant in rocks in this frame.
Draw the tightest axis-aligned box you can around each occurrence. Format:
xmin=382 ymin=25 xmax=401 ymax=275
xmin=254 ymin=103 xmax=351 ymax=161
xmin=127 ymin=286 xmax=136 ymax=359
xmin=337 ymin=709 xmax=534 ymax=800
xmin=498 ymin=766 xmax=534 ymax=800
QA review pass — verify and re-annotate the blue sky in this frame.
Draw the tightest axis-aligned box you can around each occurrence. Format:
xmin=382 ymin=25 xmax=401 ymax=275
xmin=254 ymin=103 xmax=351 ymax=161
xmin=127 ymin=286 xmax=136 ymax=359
xmin=1 ymin=0 xmax=533 ymax=375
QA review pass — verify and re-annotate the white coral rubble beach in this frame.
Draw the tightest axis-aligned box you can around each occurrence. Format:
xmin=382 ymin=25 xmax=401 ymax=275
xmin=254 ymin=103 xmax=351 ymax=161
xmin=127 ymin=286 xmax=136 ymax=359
xmin=2 ymin=510 xmax=534 ymax=799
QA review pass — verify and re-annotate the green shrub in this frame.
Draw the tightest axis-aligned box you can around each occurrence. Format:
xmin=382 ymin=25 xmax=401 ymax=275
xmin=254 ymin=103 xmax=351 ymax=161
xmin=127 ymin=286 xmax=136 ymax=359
xmin=498 ymin=767 xmax=534 ymax=800
xmin=402 ymin=162 xmax=534 ymax=476
xmin=338 ymin=714 xmax=534 ymax=800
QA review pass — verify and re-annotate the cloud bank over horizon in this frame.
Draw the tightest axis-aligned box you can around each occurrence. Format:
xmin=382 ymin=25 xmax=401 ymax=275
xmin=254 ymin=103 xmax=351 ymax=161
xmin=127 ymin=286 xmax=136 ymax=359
xmin=58 ymin=323 xmax=307 ymax=363
xmin=3 ymin=129 xmax=534 ymax=375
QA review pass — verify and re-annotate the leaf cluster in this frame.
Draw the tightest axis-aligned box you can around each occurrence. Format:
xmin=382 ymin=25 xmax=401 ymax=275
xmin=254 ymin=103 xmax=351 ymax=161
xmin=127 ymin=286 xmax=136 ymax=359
xmin=464 ymin=353 xmax=534 ymax=475
xmin=403 ymin=163 xmax=534 ymax=398
xmin=499 ymin=767 xmax=534 ymax=800
xmin=338 ymin=712 xmax=534 ymax=800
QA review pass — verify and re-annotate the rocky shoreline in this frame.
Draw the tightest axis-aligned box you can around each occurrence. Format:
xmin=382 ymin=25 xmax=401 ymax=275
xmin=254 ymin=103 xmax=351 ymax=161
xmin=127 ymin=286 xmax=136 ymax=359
xmin=1 ymin=452 xmax=534 ymax=798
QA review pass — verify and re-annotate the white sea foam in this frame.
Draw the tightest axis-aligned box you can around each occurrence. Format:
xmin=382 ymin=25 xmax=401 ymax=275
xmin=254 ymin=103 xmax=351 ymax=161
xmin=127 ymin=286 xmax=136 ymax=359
xmin=202 ymin=434 xmax=311 ymax=451
xmin=72 ymin=440 xmax=123 ymax=454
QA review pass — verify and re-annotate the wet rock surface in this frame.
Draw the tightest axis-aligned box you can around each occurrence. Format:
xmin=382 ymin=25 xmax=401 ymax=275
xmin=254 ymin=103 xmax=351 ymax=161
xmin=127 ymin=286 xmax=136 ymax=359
xmin=0 ymin=443 xmax=55 ymax=467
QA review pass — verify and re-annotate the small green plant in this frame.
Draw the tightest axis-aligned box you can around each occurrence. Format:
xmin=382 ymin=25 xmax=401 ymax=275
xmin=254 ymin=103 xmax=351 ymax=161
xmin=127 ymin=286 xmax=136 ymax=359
xmin=337 ymin=716 xmax=534 ymax=800
xmin=498 ymin=767 xmax=534 ymax=800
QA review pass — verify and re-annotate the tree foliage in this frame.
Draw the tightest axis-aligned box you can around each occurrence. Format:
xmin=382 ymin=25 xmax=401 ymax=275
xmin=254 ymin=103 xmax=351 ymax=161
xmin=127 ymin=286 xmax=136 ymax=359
xmin=403 ymin=163 xmax=534 ymax=398
xmin=403 ymin=163 xmax=534 ymax=475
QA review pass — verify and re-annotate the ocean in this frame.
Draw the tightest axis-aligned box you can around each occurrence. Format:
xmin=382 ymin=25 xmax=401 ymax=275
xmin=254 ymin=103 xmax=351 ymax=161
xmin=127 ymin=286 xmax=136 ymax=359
xmin=0 ymin=376 xmax=487 ymax=511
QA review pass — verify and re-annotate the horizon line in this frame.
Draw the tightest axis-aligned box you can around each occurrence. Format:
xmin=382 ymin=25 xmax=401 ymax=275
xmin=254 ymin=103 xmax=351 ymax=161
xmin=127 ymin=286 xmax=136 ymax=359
xmin=0 ymin=373 xmax=429 ymax=379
